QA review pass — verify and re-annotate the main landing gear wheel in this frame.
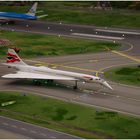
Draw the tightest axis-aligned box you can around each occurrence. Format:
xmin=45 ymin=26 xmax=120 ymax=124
xmin=73 ymin=81 xmax=78 ymax=89
xmin=33 ymin=79 xmax=54 ymax=85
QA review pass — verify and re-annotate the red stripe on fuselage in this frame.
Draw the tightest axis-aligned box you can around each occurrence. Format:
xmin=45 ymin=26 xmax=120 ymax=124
xmin=83 ymin=76 xmax=93 ymax=79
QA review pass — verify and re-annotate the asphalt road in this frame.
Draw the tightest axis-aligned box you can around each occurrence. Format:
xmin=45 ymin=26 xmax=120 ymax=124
xmin=1 ymin=20 xmax=140 ymax=55
xmin=0 ymin=116 xmax=80 ymax=139
xmin=0 ymin=21 xmax=140 ymax=138
xmin=0 ymin=52 xmax=139 ymax=117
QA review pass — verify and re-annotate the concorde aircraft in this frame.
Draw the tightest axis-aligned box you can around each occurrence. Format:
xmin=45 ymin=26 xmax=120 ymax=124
xmin=2 ymin=49 xmax=113 ymax=90
xmin=0 ymin=2 xmax=47 ymax=22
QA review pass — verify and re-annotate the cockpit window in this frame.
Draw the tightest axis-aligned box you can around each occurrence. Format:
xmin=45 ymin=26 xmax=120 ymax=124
xmin=95 ymin=78 xmax=104 ymax=81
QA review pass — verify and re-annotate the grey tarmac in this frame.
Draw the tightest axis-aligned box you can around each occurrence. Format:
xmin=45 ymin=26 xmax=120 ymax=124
xmin=0 ymin=20 xmax=140 ymax=138
xmin=0 ymin=52 xmax=139 ymax=117
xmin=0 ymin=116 xmax=80 ymax=139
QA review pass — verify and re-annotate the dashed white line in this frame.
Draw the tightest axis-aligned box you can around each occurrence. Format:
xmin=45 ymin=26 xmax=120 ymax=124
xmin=30 ymin=130 xmax=37 ymax=134
xmin=2 ymin=122 xmax=8 ymax=126
xmin=0 ymin=116 xmax=80 ymax=139
xmin=21 ymin=127 xmax=26 ymax=131
xmin=11 ymin=125 xmax=17 ymax=128
xmin=95 ymin=28 xmax=140 ymax=35
xmin=71 ymin=33 xmax=124 ymax=40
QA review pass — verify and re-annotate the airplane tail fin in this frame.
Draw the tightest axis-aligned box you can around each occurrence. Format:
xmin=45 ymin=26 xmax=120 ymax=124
xmin=6 ymin=48 xmax=26 ymax=65
xmin=27 ymin=2 xmax=38 ymax=16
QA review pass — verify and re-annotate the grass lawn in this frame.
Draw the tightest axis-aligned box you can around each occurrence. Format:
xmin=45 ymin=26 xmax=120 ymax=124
xmin=0 ymin=30 xmax=121 ymax=58
xmin=0 ymin=91 xmax=140 ymax=138
xmin=0 ymin=2 xmax=140 ymax=28
xmin=104 ymin=66 xmax=140 ymax=86
xmin=45 ymin=9 xmax=140 ymax=28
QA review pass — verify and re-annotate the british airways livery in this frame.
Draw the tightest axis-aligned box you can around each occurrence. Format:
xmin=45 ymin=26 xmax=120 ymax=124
xmin=0 ymin=2 xmax=47 ymax=22
xmin=2 ymin=49 xmax=113 ymax=90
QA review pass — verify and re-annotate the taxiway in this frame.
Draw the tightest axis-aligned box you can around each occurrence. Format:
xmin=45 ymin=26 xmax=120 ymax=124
xmin=0 ymin=21 xmax=140 ymax=138
xmin=0 ymin=116 xmax=80 ymax=139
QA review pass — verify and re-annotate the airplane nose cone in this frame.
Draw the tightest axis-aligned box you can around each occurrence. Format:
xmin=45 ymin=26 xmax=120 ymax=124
xmin=103 ymin=81 xmax=113 ymax=90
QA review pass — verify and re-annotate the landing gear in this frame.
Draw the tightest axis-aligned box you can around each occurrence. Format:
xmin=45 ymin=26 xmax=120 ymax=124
xmin=33 ymin=79 xmax=54 ymax=85
xmin=7 ymin=20 xmax=15 ymax=24
xmin=33 ymin=79 xmax=41 ymax=85
xmin=73 ymin=81 xmax=78 ymax=89
xmin=0 ymin=19 xmax=15 ymax=25
xmin=47 ymin=80 xmax=54 ymax=84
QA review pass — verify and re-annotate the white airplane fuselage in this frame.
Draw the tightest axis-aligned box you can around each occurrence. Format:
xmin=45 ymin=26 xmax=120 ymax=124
xmin=7 ymin=63 xmax=112 ymax=89
xmin=3 ymin=48 xmax=113 ymax=90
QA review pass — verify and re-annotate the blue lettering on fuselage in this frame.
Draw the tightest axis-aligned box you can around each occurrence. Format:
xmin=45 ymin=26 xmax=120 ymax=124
xmin=0 ymin=12 xmax=37 ymax=20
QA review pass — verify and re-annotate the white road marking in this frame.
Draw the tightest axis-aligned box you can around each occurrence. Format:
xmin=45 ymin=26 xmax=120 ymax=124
xmin=71 ymin=33 xmax=124 ymax=40
xmin=30 ymin=130 xmax=37 ymax=133
xmin=21 ymin=127 xmax=26 ymax=131
xmin=2 ymin=122 xmax=8 ymax=126
xmin=11 ymin=125 xmax=17 ymax=128
xmin=89 ymin=60 xmax=98 ymax=62
xmin=95 ymin=29 xmax=140 ymax=35
xmin=0 ymin=116 xmax=80 ymax=138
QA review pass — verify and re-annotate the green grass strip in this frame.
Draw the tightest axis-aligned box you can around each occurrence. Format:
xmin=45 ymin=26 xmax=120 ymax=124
xmin=104 ymin=66 xmax=140 ymax=86
xmin=0 ymin=3 xmax=140 ymax=28
xmin=0 ymin=91 xmax=140 ymax=138
xmin=0 ymin=30 xmax=121 ymax=58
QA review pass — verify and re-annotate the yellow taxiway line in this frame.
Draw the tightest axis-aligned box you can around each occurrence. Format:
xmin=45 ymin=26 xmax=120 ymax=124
xmin=112 ymin=50 xmax=140 ymax=63
xmin=26 ymin=59 xmax=103 ymax=74
xmin=95 ymin=49 xmax=140 ymax=77
xmin=95 ymin=62 xmax=137 ymax=77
